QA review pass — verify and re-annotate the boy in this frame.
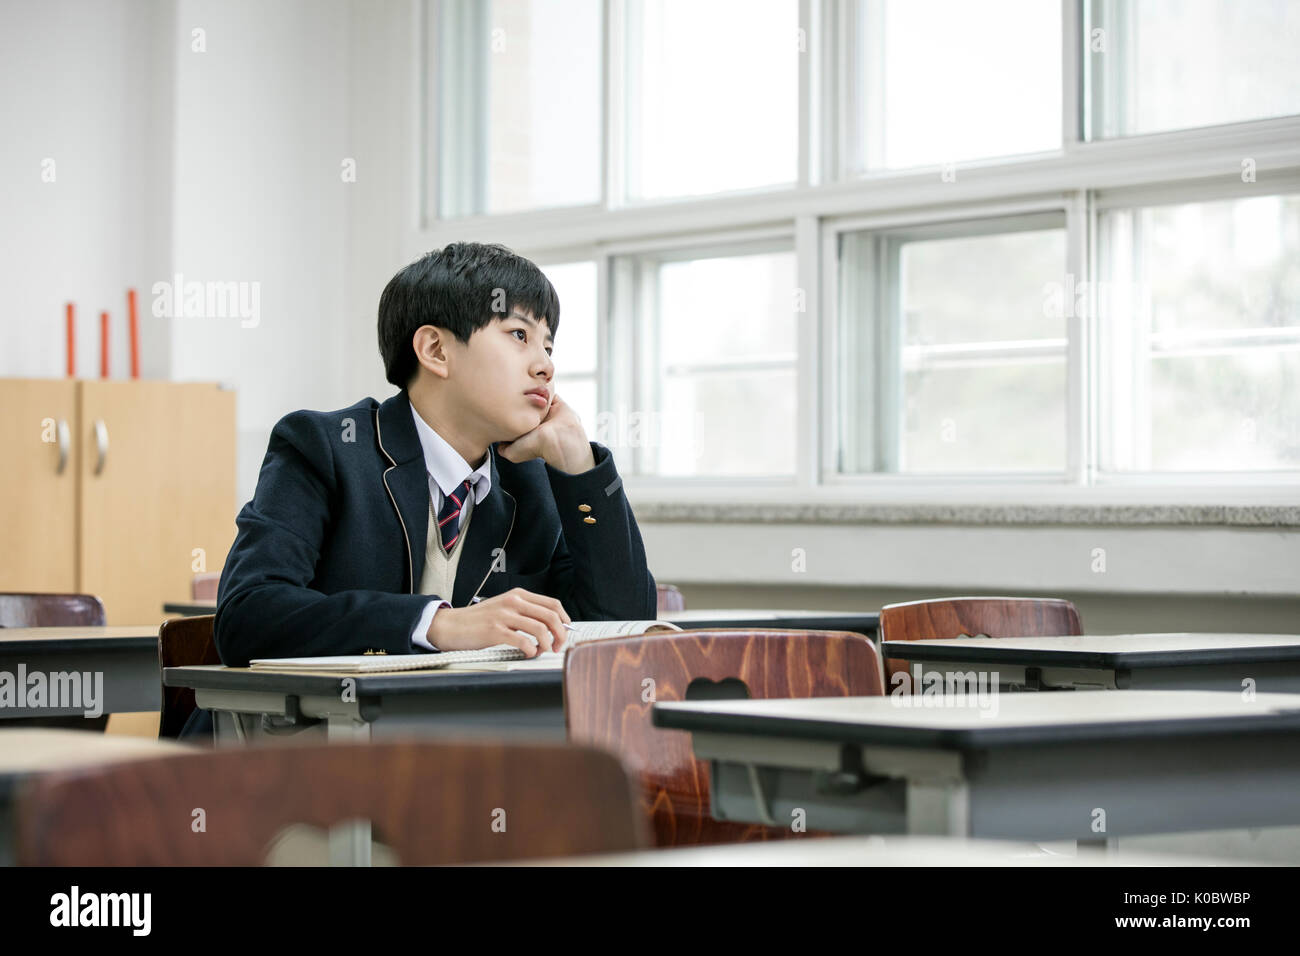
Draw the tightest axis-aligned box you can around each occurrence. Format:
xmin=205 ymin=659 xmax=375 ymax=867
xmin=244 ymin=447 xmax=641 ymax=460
xmin=213 ymin=242 xmax=658 ymax=667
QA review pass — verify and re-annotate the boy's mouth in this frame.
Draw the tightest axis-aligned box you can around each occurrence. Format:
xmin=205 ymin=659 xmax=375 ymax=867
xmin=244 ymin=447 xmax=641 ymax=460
xmin=525 ymin=388 xmax=550 ymax=408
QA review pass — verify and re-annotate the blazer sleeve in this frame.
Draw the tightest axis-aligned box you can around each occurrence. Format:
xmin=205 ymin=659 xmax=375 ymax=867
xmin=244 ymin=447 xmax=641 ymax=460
xmin=214 ymin=411 xmax=437 ymax=666
xmin=542 ymin=441 xmax=658 ymax=621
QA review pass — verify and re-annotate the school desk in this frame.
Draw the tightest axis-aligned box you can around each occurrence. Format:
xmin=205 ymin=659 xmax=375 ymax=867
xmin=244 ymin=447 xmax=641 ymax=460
xmin=0 ymin=729 xmax=188 ymax=865
xmin=162 ymin=603 xmax=882 ymax=638
xmin=0 ymin=627 xmax=159 ymax=719
xmin=652 ymin=690 xmax=1300 ymax=842
xmin=882 ymin=633 xmax=1300 ymax=693
xmin=163 ymin=614 xmax=881 ymax=744
xmin=662 ymin=609 xmax=879 ymax=638
xmin=163 ymin=664 xmax=567 ymax=744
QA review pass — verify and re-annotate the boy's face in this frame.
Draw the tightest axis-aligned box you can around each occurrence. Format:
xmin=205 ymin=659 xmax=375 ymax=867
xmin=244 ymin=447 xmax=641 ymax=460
xmin=442 ymin=308 xmax=555 ymax=443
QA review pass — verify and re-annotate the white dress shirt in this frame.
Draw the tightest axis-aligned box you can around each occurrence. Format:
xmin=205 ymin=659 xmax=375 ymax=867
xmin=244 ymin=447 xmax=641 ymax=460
xmin=408 ymin=401 xmax=493 ymax=650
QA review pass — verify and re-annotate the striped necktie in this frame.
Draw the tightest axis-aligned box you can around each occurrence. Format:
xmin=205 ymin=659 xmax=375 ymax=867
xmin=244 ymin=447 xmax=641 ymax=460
xmin=433 ymin=478 xmax=474 ymax=554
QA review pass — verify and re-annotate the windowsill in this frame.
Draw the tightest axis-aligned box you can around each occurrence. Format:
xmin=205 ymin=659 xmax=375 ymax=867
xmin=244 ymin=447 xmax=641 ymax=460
xmin=626 ymin=498 xmax=1300 ymax=528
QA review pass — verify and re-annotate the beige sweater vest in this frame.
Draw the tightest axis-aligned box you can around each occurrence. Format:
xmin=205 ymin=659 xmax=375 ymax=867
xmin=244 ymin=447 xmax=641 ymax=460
xmin=418 ymin=493 xmax=475 ymax=603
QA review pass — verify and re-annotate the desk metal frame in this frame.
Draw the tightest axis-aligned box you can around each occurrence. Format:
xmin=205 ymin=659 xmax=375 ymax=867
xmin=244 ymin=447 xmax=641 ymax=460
xmin=656 ymin=696 xmax=1300 ymax=842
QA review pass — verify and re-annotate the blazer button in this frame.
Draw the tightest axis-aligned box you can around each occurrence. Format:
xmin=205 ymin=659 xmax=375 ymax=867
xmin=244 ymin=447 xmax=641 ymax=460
xmin=578 ymin=504 xmax=592 ymax=513
xmin=583 ymin=516 xmax=596 ymax=525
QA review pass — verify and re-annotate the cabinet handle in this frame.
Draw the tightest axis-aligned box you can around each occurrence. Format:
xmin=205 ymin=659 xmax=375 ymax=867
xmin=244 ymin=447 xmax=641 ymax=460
xmin=93 ymin=419 xmax=109 ymax=476
xmin=56 ymin=419 xmax=70 ymax=474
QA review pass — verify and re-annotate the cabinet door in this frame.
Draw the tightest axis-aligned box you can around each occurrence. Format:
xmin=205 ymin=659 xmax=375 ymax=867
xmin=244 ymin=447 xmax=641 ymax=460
xmin=79 ymin=382 xmax=236 ymax=624
xmin=158 ymin=383 xmax=237 ymax=608
xmin=0 ymin=379 xmax=78 ymax=592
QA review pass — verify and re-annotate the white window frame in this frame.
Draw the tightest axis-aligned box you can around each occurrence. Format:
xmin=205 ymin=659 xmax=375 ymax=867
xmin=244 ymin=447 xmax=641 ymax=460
xmin=410 ymin=0 xmax=1300 ymax=508
xmin=827 ymin=205 xmax=1075 ymax=481
xmin=605 ymin=229 xmax=800 ymax=485
xmin=1092 ymin=173 xmax=1300 ymax=482
xmin=529 ymin=250 xmax=604 ymax=433
xmin=424 ymin=0 xmax=608 ymax=221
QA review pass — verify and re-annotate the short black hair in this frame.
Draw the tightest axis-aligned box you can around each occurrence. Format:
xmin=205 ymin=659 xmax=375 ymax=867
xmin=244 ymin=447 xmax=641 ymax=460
xmin=377 ymin=242 xmax=561 ymax=389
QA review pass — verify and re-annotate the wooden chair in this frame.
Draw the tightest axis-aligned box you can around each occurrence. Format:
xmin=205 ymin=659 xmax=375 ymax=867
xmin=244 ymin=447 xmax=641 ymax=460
xmin=0 ymin=592 xmax=109 ymax=731
xmin=15 ymin=739 xmax=647 ymax=865
xmin=158 ymin=615 xmax=220 ymax=739
xmin=565 ymin=629 xmax=884 ymax=848
xmin=879 ymin=596 xmax=1083 ymax=689
xmin=655 ymin=583 xmax=685 ymax=613
xmin=0 ymin=592 xmax=105 ymax=628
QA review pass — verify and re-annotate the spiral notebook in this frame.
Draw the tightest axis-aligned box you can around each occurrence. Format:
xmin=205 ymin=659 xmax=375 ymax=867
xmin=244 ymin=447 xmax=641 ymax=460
xmin=249 ymin=619 xmax=682 ymax=673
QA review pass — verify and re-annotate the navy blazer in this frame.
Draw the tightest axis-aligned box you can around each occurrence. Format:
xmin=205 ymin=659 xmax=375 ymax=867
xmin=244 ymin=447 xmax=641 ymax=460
xmin=214 ymin=391 xmax=657 ymax=666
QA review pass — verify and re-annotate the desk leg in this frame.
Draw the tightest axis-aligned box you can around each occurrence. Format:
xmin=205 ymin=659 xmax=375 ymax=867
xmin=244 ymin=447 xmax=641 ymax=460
xmin=906 ymin=781 xmax=970 ymax=836
xmin=213 ymin=711 xmax=251 ymax=745
xmin=327 ymin=715 xmax=373 ymax=867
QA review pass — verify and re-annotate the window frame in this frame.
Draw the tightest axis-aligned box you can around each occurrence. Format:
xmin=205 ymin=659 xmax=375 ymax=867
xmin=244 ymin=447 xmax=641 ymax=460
xmin=607 ymin=230 xmax=801 ymax=483
xmin=1093 ymin=175 xmax=1300 ymax=479
xmin=832 ymin=207 xmax=1073 ymax=479
xmin=414 ymin=0 xmax=1300 ymax=506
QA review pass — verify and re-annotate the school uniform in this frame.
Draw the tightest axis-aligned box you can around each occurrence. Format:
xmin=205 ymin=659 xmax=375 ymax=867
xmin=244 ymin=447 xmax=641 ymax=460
xmin=211 ymin=390 xmax=658 ymax=668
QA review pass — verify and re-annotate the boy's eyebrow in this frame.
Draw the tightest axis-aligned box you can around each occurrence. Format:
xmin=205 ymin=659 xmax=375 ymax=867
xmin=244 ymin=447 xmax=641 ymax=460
xmin=507 ymin=309 xmax=554 ymax=344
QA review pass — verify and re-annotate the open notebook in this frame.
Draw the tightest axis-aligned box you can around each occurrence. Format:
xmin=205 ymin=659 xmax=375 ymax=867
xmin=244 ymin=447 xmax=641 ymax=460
xmin=249 ymin=619 xmax=683 ymax=673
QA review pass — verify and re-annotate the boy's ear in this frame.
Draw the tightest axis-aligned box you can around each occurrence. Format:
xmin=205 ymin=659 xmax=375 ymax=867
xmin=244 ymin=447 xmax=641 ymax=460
xmin=411 ymin=325 xmax=452 ymax=380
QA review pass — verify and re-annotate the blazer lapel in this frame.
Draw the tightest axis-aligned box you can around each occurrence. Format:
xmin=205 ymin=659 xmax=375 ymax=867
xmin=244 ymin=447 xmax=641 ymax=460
xmin=374 ymin=395 xmax=430 ymax=592
xmin=375 ymin=393 xmax=516 ymax=604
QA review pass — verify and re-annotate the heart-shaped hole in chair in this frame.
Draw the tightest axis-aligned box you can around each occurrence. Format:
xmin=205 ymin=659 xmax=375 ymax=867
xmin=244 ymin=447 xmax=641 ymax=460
xmin=684 ymin=677 xmax=751 ymax=702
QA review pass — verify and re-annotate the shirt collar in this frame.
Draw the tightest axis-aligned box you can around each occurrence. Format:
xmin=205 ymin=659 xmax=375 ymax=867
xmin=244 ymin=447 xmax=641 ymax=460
xmin=408 ymin=400 xmax=493 ymax=505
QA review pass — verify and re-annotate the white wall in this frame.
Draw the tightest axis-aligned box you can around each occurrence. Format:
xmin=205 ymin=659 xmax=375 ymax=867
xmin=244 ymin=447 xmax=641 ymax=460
xmin=1 ymin=0 xmax=411 ymax=507
xmin=639 ymin=521 xmax=1300 ymax=599
xmin=0 ymin=0 xmax=174 ymax=381
xmin=169 ymin=0 xmax=354 ymax=505
xmin=342 ymin=0 xmax=420 ymax=405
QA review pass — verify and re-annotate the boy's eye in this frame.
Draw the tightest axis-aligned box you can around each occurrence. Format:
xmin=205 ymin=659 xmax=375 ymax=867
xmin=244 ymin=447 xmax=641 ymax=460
xmin=512 ymin=328 xmax=553 ymax=356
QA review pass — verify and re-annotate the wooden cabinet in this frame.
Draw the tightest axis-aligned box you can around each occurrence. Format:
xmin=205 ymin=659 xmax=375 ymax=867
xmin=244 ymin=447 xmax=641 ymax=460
xmin=1 ymin=379 xmax=236 ymax=625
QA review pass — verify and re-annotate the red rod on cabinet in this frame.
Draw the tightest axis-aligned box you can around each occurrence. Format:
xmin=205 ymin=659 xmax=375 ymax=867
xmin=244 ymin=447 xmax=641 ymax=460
xmin=100 ymin=311 xmax=109 ymax=379
xmin=127 ymin=288 xmax=140 ymax=379
xmin=66 ymin=303 xmax=75 ymax=377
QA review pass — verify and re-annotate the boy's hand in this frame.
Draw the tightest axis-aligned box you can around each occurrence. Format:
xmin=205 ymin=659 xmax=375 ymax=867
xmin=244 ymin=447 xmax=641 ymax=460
xmin=427 ymin=588 xmax=571 ymax=657
xmin=497 ymin=392 xmax=596 ymax=474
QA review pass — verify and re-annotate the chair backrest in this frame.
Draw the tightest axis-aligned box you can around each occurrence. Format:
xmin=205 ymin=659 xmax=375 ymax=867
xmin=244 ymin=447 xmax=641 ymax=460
xmin=655 ymin=583 xmax=685 ymax=613
xmin=0 ymin=592 xmax=105 ymax=628
xmin=191 ymin=572 xmax=221 ymax=601
xmin=879 ymin=596 xmax=1083 ymax=688
xmin=158 ymin=615 xmax=220 ymax=739
xmin=16 ymin=739 xmax=648 ymax=865
xmin=565 ymin=629 xmax=884 ymax=847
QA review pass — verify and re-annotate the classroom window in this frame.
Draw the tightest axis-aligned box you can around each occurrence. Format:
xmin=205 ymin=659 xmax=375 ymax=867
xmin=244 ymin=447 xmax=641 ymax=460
xmin=621 ymin=0 xmax=799 ymax=201
xmin=843 ymin=0 xmax=1061 ymax=174
xmin=837 ymin=214 xmax=1068 ymax=474
xmin=610 ymin=245 xmax=798 ymax=476
xmin=542 ymin=261 xmax=599 ymax=434
xmin=1098 ymin=192 xmax=1300 ymax=472
xmin=433 ymin=0 xmax=603 ymax=217
xmin=1084 ymin=0 xmax=1300 ymax=140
